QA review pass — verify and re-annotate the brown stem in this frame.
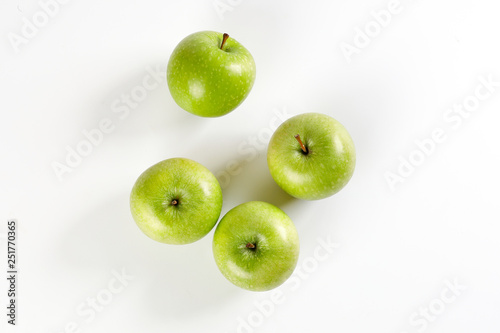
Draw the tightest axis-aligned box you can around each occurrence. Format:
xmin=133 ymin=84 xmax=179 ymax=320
xmin=171 ymin=199 xmax=178 ymax=206
xmin=294 ymin=134 xmax=308 ymax=154
xmin=246 ymin=242 xmax=256 ymax=249
xmin=220 ymin=33 xmax=229 ymax=50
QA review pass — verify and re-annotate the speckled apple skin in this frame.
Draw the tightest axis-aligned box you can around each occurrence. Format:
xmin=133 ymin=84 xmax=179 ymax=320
xmin=167 ymin=31 xmax=256 ymax=117
xmin=267 ymin=113 xmax=356 ymax=200
xmin=213 ymin=201 xmax=300 ymax=291
xmin=130 ymin=158 xmax=222 ymax=245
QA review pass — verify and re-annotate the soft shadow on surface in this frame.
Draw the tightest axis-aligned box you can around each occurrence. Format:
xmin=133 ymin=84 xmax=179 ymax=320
xmin=55 ymin=191 xmax=240 ymax=321
xmin=95 ymin=62 xmax=208 ymax=141
xmin=215 ymin=150 xmax=297 ymax=211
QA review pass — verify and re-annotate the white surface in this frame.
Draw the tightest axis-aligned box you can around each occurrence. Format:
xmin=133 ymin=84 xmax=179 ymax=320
xmin=1 ymin=0 xmax=500 ymax=332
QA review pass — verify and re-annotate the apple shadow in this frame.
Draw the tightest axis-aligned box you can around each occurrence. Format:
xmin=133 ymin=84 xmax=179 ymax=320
xmin=53 ymin=190 xmax=242 ymax=322
xmin=215 ymin=150 xmax=297 ymax=212
xmin=94 ymin=62 xmax=210 ymax=142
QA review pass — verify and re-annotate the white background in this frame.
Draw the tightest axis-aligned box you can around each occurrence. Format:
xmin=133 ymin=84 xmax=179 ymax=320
xmin=1 ymin=0 xmax=500 ymax=332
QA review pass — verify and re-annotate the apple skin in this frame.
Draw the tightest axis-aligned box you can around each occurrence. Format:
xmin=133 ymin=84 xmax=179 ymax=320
xmin=167 ymin=31 xmax=256 ymax=117
xmin=267 ymin=113 xmax=356 ymax=200
xmin=213 ymin=201 xmax=300 ymax=291
xmin=130 ymin=158 xmax=222 ymax=245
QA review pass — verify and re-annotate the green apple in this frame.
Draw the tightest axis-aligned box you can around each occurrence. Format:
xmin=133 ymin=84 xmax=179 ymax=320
xmin=167 ymin=31 xmax=256 ymax=117
xmin=267 ymin=113 xmax=356 ymax=200
xmin=213 ymin=201 xmax=299 ymax=291
xmin=130 ymin=158 xmax=222 ymax=245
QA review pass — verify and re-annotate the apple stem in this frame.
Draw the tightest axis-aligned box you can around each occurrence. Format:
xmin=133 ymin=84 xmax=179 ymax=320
xmin=220 ymin=33 xmax=229 ymax=50
xmin=246 ymin=242 xmax=256 ymax=249
xmin=171 ymin=199 xmax=178 ymax=206
xmin=294 ymin=134 xmax=308 ymax=154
